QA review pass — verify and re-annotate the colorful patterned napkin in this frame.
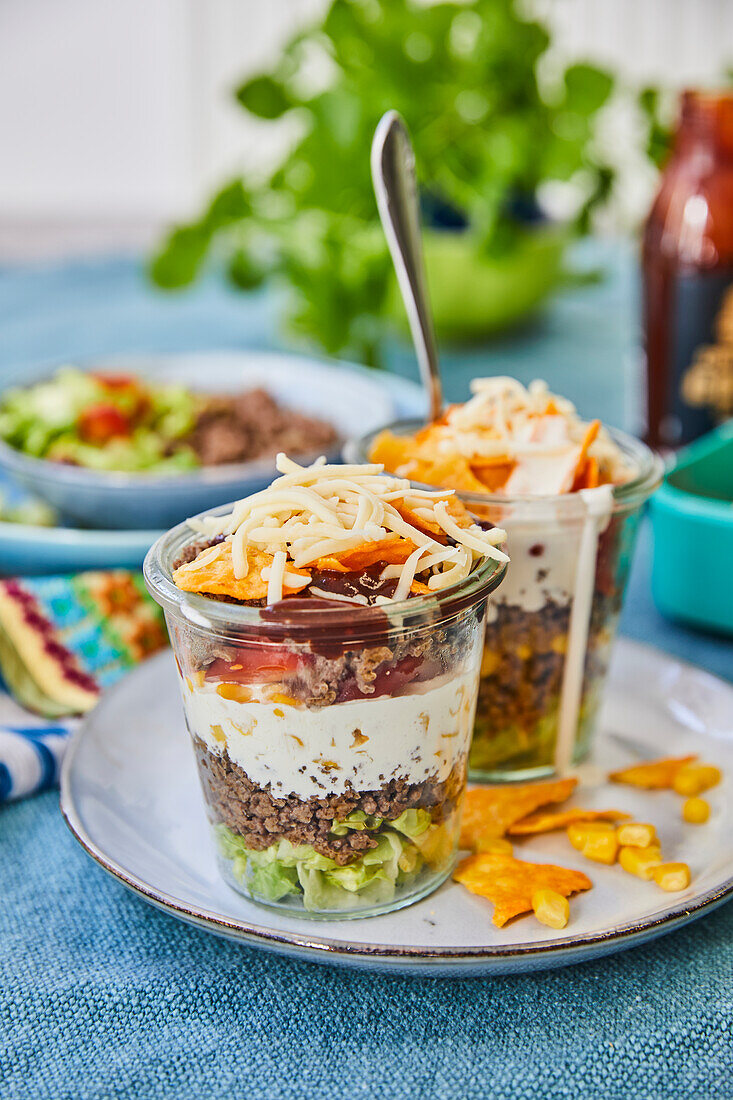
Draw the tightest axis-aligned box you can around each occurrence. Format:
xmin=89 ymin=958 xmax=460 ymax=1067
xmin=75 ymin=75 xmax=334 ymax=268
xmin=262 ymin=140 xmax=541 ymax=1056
xmin=0 ymin=571 xmax=167 ymax=801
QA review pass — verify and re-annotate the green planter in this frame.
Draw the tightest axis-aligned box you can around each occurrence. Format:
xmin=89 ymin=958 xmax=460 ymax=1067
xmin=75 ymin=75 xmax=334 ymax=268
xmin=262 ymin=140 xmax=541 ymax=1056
xmin=386 ymin=227 xmax=570 ymax=343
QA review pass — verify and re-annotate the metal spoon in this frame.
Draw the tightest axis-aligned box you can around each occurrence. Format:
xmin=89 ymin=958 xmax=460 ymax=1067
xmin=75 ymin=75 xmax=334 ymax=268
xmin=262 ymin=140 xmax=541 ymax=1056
xmin=371 ymin=111 xmax=444 ymax=422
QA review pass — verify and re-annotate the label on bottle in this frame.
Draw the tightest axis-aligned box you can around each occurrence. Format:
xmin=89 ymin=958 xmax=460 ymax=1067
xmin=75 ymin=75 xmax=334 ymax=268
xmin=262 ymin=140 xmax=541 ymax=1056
xmin=665 ymin=270 xmax=733 ymax=446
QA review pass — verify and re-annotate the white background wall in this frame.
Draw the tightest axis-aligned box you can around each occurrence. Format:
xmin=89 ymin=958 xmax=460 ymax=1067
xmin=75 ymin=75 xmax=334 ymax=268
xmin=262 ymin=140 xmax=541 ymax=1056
xmin=0 ymin=0 xmax=731 ymax=258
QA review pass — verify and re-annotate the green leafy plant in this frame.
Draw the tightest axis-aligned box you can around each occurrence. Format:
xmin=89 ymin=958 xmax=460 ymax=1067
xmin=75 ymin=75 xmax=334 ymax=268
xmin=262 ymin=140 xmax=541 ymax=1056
xmin=152 ymin=0 xmax=619 ymax=364
xmin=637 ymin=87 xmax=676 ymax=168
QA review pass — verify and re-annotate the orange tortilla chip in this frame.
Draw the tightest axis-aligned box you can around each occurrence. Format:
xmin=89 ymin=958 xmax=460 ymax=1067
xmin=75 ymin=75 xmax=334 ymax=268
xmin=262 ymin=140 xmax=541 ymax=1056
xmin=396 ymin=494 xmax=474 ymax=542
xmin=472 ymin=461 xmax=515 ymax=493
xmin=470 ymin=452 xmax=514 ymax=467
xmin=173 ymin=541 xmax=310 ymax=601
xmin=410 ymin=579 xmax=432 ymax=595
xmin=454 ymin=851 xmax=592 ymax=927
xmin=579 ymin=419 xmax=601 ymax=462
xmin=573 ymin=455 xmax=600 ymax=490
xmin=369 ymin=418 xmax=493 ymax=495
xmin=422 ymin=455 xmax=489 ymax=494
xmin=314 ymin=536 xmax=416 ymax=573
xmin=508 ymin=807 xmax=630 ymax=836
xmin=569 ymin=419 xmax=601 ymax=491
xmin=609 ymin=755 xmax=697 ymax=790
xmin=445 ymin=494 xmax=480 ymax=528
xmin=368 ymin=430 xmax=414 ymax=475
xmin=459 ymin=778 xmax=577 ymax=849
xmin=395 ymin=503 xmax=445 ymax=541
xmin=386 ymin=447 xmax=488 ymax=495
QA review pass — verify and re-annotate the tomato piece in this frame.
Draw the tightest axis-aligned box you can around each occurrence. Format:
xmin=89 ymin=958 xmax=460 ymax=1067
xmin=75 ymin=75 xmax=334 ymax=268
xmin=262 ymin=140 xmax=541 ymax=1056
xmin=77 ymin=404 xmax=131 ymax=444
xmin=335 ymin=654 xmax=427 ymax=703
xmin=205 ymin=646 xmax=301 ymax=686
xmin=90 ymin=371 xmax=134 ymax=386
xmin=90 ymin=373 xmax=150 ymax=422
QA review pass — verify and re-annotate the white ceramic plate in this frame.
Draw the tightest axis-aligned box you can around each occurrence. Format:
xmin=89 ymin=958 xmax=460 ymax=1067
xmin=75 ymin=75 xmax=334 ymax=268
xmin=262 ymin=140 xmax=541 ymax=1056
xmin=60 ymin=639 xmax=733 ymax=976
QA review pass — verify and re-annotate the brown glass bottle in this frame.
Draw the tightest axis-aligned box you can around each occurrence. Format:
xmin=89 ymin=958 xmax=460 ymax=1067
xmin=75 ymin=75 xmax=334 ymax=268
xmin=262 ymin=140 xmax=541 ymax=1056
xmin=642 ymin=90 xmax=733 ymax=448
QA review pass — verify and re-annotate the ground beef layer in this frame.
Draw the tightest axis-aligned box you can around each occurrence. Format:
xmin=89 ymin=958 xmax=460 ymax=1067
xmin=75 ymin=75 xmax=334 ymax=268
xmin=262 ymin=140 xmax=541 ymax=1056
xmin=475 ymin=593 xmax=618 ymax=740
xmin=193 ymin=736 xmax=464 ymax=865
xmin=188 ymin=388 xmax=338 ymax=467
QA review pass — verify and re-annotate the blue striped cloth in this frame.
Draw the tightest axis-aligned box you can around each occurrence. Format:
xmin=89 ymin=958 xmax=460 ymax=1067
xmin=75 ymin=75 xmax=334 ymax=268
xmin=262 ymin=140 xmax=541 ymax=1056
xmin=0 ymin=717 xmax=72 ymax=802
xmin=0 ymin=667 xmax=74 ymax=800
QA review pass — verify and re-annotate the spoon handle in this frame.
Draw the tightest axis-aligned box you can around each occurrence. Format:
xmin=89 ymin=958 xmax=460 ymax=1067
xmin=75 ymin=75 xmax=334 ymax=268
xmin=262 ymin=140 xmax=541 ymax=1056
xmin=371 ymin=111 xmax=443 ymax=422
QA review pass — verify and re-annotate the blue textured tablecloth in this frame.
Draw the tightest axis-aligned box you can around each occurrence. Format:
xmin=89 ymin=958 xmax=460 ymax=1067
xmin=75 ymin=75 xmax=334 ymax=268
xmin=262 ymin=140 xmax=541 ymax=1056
xmin=1 ymin=243 xmax=731 ymax=1099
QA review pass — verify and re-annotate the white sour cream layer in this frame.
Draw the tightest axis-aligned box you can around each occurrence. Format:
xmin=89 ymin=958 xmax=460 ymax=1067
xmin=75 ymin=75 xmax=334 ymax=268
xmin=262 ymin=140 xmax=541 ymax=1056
xmin=182 ymin=673 xmax=477 ymax=799
xmin=491 ymin=488 xmax=614 ymax=615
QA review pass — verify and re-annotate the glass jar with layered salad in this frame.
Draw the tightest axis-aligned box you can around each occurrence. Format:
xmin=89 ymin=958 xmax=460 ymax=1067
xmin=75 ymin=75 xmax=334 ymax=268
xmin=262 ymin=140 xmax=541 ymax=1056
xmin=144 ymin=454 xmax=507 ymax=918
xmin=360 ymin=378 xmax=663 ymax=781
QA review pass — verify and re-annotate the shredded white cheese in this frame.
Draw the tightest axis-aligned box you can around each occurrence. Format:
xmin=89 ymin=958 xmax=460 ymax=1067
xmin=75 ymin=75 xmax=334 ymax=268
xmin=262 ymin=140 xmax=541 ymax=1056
xmin=265 ymin=550 xmax=287 ymax=605
xmin=433 ymin=377 xmax=630 ymax=485
xmin=188 ymin=453 xmax=508 ymax=603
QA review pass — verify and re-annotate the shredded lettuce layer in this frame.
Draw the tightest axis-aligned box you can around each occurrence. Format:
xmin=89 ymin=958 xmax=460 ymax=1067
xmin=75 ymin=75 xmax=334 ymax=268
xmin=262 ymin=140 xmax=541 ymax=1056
xmin=471 ymin=681 xmax=601 ymax=771
xmin=214 ymin=807 xmax=455 ymax=912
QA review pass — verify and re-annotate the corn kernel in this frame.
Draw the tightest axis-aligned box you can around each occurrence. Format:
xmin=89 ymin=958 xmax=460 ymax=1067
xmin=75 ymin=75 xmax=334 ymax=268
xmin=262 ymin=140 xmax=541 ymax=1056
xmin=672 ymin=763 xmax=721 ymax=797
xmin=480 ymin=649 xmax=500 ymax=677
xmin=618 ymin=845 xmax=662 ymax=880
xmin=216 ymin=682 xmax=252 ymax=703
xmin=551 ymin=634 xmax=568 ymax=655
xmin=581 ymin=831 xmax=619 ymax=865
xmin=532 ymin=889 xmax=570 ymax=930
xmin=696 ymin=765 xmax=722 ymax=790
xmin=474 ymin=836 xmax=514 ymax=856
xmin=516 ymin=644 xmax=532 ymax=661
xmin=652 ymin=862 xmax=691 ymax=892
xmin=616 ymin=822 xmax=658 ymax=848
xmin=269 ymin=691 xmax=299 ymax=707
xmin=567 ymin=821 xmax=616 ymax=851
xmin=682 ymin=797 xmax=710 ymax=824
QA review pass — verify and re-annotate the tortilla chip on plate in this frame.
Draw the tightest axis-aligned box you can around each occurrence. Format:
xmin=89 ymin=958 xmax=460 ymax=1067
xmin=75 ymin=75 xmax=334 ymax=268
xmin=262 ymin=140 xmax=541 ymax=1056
xmin=454 ymin=851 xmax=592 ymax=927
xmin=508 ymin=807 xmax=630 ymax=836
xmin=459 ymin=777 xmax=577 ymax=849
xmin=609 ymin=755 xmax=697 ymax=790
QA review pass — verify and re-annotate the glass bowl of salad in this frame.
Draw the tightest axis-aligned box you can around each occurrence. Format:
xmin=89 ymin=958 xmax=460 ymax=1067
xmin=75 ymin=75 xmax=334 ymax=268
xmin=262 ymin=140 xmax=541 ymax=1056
xmin=0 ymin=352 xmax=394 ymax=529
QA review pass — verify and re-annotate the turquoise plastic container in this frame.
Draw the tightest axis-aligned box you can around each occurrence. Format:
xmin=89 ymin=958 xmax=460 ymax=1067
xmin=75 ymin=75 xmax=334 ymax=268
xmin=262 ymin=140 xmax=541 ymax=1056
xmin=651 ymin=421 xmax=733 ymax=636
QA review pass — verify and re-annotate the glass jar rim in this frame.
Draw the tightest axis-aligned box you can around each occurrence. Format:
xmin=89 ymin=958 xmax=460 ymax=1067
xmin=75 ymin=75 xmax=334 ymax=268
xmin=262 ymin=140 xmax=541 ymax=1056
xmin=345 ymin=421 xmax=663 ymax=517
xmin=143 ymin=506 xmax=507 ymax=641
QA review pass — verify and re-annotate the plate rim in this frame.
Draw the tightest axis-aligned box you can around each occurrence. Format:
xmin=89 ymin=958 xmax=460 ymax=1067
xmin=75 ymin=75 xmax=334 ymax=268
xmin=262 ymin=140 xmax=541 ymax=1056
xmin=59 ymin=638 xmax=733 ymax=969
